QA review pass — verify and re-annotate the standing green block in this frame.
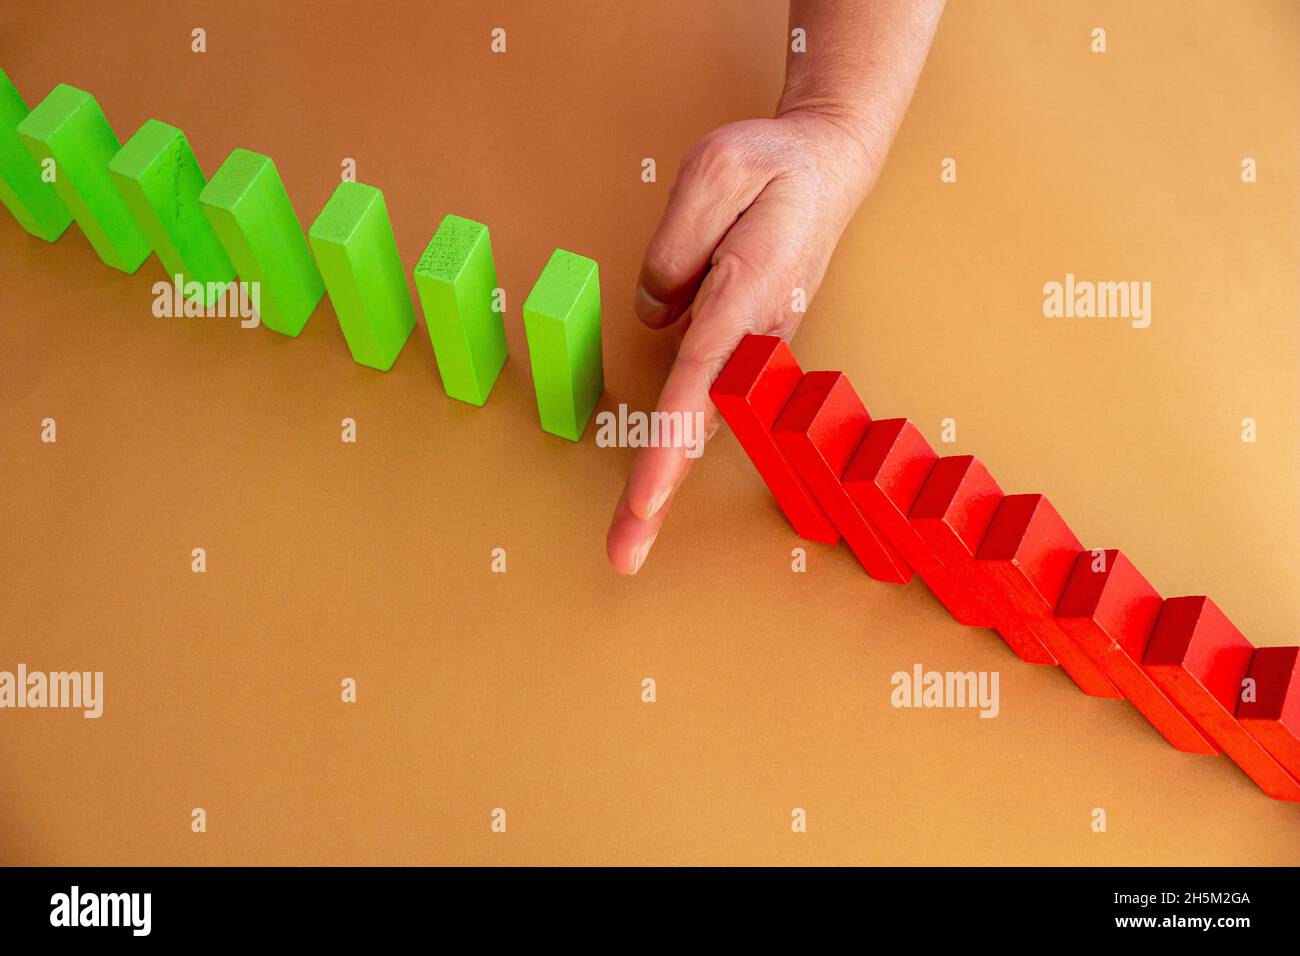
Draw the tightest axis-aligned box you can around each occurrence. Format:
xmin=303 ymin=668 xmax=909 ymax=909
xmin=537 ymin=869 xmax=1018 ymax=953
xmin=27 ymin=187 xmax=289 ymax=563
xmin=0 ymin=69 xmax=72 ymax=241
xmin=108 ymin=119 xmax=235 ymax=306
xmin=522 ymin=249 xmax=604 ymax=441
xmin=199 ymin=149 xmax=323 ymax=336
xmin=413 ymin=215 xmax=507 ymax=406
xmin=16 ymin=84 xmax=150 ymax=273
xmin=307 ymin=182 xmax=414 ymax=371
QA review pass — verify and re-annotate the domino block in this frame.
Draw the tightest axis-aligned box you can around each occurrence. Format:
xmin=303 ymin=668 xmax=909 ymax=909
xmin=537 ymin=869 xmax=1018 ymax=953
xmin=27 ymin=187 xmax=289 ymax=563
xmin=1144 ymin=597 xmax=1300 ymax=801
xmin=1237 ymin=646 xmax=1300 ymax=781
xmin=108 ymin=120 xmax=235 ymax=306
xmin=16 ymin=84 xmax=150 ymax=272
xmin=199 ymin=149 xmax=324 ymax=337
xmin=709 ymin=335 xmax=838 ymax=544
xmin=910 ymin=456 xmax=1055 ymax=664
xmin=413 ymin=214 xmax=507 ymax=406
xmin=522 ymin=249 xmax=603 ymax=441
xmin=1056 ymin=550 xmax=1218 ymax=753
xmin=843 ymin=419 xmax=993 ymax=624
xmin=0 ymin=68 xmax=71 ymax=241
xmin=976 ymin=495 xmax=1121 ymax=698
xmin=307 ymin=181 xmax=415 ymax=371
xmin=771 ymin=372 xmax=912 ymax=584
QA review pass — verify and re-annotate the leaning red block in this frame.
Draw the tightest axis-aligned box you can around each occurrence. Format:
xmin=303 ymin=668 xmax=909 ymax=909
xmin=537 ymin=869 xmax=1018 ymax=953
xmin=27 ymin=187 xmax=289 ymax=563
xmin=843 ymin=419 xmax=992 ymax=625
xmin=976 ymin=495 xmax=1121 ymax=698
xmin=1055 ymin=550 xmax=1217 ymax=753
xmin=709 ymin=336 xmax=839 ymax=544
xmin=771 ymin=371 xmax=912 ymax=584
xmin=909 ymin=456 xmax=1055 ymax=664
xmin=1144 ymin=597 xmax=1300 ymax=801
xmin=1236 ymin=645 xmax=1300 ymax=783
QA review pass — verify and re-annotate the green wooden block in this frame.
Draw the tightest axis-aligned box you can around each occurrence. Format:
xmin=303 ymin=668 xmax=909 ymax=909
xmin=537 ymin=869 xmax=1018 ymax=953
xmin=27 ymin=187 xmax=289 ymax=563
xmin=413 ymin=215 xmax=507 ymax=406
xmin=108 ymin=119 xmax=235 ymax=306
xmin=16 ymin=83 xmax=150 ymax=273
xmin=307 ymin=182 xmax=415 ymax=371
xmin=0 ymin=69 xmax=72 ymax=241
xmin=522 ymin=249 xmax=604 ymax=441
xmin=199 ymin=148 xmax=323 ymax=336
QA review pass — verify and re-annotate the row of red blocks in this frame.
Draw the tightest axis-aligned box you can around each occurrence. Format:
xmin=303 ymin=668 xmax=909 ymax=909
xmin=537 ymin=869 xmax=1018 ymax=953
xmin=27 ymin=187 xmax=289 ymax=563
xmin=710 ymin=334 xmax=1300 ymax=802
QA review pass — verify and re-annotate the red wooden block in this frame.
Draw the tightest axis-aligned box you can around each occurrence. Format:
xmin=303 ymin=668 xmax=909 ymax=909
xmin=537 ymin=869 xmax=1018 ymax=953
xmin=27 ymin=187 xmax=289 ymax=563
xmin=771 ymin=372 xmax=912 ymax=584
xmin=1144 ymin=597 xmax=1300 ymax=801
xmin=709 ymin=336 xmax=839 ymax=544
xmin=909 ymin=456 xmax=1056 ymax=664
xmin=1237 ymin=646 xmax=1300 ymax=782
xmin=843 ymin=419 xmax=993 ymax=625
xmin=1055 ymin=550 xmax=1218 ymax=753
xmin=976 ymin=495 xmax=1121 ymax=698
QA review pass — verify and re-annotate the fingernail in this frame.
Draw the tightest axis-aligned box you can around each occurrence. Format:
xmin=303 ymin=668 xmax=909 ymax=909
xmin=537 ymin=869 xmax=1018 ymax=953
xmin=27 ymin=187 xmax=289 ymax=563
xmin=645 ymin=487 xmax=671 ymax=518
xmin=636 ymin=285 xmax=670 ymax=326
xmin=632 ymin=534 xmax=657 ymax=574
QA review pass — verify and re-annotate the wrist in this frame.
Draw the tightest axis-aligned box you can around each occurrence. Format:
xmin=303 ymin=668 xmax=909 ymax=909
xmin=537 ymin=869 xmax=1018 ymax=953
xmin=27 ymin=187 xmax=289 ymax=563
xmin=772 ymin=97 xmax=890 ymax=198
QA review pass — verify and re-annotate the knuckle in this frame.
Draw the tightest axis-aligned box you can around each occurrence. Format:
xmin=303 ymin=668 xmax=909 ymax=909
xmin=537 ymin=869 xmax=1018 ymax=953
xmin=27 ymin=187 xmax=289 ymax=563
xmin=677 ymin=339 xmax=734 ymax=383
xmin=641 ymin=240 xmax=688 ymax=292
xmin=708 ymin=251 xmax=775 ymax=332
xmin=681 ymin=129 xmax=748 ymax=187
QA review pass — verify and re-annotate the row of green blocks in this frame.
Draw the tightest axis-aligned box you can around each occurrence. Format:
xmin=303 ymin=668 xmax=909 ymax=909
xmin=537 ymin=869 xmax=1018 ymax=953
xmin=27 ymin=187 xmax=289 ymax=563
xmin=0 ymin=71 xmax=603 ymax=440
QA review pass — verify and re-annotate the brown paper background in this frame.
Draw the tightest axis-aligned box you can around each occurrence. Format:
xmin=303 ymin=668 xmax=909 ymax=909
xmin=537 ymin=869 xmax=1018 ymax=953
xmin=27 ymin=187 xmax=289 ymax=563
xmin=1 ymin=0 xmax=1298 ymax=865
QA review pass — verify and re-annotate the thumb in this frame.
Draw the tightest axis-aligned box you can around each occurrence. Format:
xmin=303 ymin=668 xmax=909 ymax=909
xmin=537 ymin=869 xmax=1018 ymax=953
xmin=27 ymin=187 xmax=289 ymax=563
xmin=635 ymin=124 xmax=775 ymax=329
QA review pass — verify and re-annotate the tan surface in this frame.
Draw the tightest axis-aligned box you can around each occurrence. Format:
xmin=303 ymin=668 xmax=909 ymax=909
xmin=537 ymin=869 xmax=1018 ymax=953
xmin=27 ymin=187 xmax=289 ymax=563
xmin=1 ymin=0 xmax=1298 ymax=865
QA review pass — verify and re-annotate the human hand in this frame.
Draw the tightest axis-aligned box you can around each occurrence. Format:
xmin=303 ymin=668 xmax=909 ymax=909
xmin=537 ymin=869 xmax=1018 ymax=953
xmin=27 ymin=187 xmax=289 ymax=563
xmin=606 ymin=1 xmax=945 ymax=574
